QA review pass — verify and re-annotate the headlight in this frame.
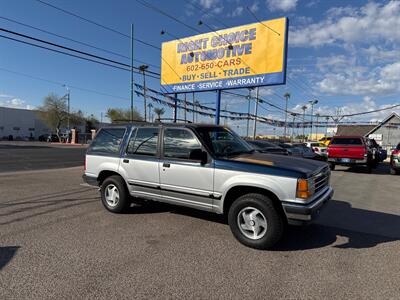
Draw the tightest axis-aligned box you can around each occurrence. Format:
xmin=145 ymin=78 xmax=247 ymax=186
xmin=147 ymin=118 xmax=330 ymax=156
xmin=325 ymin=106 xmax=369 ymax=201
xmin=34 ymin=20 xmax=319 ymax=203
xmin=296 ymin=178 xmax=315 ymax=199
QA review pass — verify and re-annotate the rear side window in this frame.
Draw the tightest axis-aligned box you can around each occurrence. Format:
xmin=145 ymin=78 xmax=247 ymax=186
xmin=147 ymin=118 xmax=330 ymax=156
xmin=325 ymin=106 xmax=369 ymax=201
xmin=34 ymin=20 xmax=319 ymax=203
xmin=90 ymin=128 xmax=125 ymax=154
xmin=330 ymin=138 xmax=363 ymax=145
xmin=127 ymin=127 xmax=159 ymax=156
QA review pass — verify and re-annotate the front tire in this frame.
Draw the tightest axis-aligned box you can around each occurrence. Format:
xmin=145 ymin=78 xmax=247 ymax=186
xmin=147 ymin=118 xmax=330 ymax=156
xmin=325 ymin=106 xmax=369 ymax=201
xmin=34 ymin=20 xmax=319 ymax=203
xmin=228 ymin=193 xmax=285 ymax=250
xmin=101 ymin=175 xmax=130 ymax=213
xmin=329 ymin=162 xmax=335 ymax=170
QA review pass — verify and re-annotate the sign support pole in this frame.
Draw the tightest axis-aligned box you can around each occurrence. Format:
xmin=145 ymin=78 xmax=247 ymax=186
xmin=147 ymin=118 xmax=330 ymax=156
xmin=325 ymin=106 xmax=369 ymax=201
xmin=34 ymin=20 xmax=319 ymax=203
xmin=173 ymin=93 xmax=178 ymax=123
xmin=215 ymin=90 xmax=222 ymax=125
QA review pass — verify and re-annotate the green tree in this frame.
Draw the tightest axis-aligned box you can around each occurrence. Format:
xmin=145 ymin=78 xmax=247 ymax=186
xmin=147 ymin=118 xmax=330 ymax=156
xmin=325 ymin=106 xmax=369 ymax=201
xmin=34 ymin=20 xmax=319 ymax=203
xmin=106 ymin=108 xmax=142 ymax=123
xmin=85 ymin=114 xmax=99 ymax=132
xmin=38 ymin=93 xmax=68 ymax=142
xmin=153 ymin=107 xmax=165 ymax=121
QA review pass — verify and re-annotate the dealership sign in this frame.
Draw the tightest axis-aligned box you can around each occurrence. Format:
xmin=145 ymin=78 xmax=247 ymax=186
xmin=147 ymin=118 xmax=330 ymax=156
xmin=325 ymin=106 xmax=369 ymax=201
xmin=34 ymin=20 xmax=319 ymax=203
xmin=161 ymin=17 xmax=288 ymax=93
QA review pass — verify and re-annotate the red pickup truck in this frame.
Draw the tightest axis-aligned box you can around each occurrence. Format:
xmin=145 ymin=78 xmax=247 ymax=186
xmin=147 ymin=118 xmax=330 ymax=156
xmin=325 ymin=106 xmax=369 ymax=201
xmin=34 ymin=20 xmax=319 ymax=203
xmin=327 ymin=136 xmax=376 ymax=172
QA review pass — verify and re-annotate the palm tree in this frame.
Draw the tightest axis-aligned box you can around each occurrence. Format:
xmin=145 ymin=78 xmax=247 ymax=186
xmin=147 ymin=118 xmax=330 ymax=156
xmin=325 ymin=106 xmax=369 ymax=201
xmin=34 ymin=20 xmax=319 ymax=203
xmin=153 ymin=107 xmax=165 ymax=121
xmin=283 ymin=92 xmax=291 ymax=138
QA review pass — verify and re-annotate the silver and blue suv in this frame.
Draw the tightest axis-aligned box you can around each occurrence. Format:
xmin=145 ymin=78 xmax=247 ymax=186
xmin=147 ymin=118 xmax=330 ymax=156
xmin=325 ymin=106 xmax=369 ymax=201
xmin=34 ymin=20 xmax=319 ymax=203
xmin=83 ymin=123 xmax=333 ymax=249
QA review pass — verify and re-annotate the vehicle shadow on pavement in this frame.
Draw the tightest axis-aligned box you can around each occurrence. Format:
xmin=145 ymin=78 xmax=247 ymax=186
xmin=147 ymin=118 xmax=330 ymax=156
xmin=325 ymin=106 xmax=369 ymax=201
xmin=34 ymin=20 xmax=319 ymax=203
xmin=334 ymin=162 xmax=392 ymax=175
xmin=274 ymin=199 xmax=400 ymax=251
xmin=0 ymin=246 xmax=20 ymax=270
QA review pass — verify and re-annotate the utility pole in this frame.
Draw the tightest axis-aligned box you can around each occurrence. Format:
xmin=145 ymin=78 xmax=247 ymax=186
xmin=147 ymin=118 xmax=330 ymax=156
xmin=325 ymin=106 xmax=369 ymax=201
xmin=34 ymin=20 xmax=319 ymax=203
xmin=139 ymin=64 xmax=149 ymax=122
xmin=308 ymin=99 xmax=318 ymax=141
xmin=315 ymin=113 xmax=320 ymax=140
xmin=130 ymin=23 xmax=134 ymax=123
xmin=283 ymin=92 xmax=290 ymax=138
xmin=224 ymin=102 xmax=228 ymax=126
xmin=253 ymin=87 xmax=260 ymax=139
xmin=301 ymin=105 xmax=307 ymax=142
xmin=62 ymin=84 xmax=70 ymax=134
xmin=290 ymin=113 xmax=297 ymax=142
xmin=325 ymin=116 xmax=329 ymax=136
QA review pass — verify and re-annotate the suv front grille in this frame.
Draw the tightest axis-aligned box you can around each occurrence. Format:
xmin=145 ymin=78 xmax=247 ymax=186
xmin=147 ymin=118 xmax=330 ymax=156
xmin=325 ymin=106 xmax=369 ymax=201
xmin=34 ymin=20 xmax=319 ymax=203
xmin=314 ymin=166 xmax=330 ymax=194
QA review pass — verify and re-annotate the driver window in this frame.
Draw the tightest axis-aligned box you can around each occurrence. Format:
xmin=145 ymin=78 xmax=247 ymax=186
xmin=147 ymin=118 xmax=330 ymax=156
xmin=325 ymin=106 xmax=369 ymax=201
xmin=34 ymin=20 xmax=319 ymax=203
xmin=163 ymin=128 xmax=202 ymax=159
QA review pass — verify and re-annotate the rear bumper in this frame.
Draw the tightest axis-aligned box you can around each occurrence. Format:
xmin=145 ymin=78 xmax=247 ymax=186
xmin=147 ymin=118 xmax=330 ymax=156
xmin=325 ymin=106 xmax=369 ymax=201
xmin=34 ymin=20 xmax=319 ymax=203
xmin=82 ymin=174 xmax=99 ymax=187
xmin=282 ymin=187 xmax=334 ymax=225
xmin=327 ymin=157 xmax=368 ymax=165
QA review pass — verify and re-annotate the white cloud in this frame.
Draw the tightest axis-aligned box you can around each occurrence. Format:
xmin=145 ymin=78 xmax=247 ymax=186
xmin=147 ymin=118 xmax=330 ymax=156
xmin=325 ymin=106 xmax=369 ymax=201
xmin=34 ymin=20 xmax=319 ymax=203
xmin=228 ymin=6 xmax=244 ymax=17
xmin=361 ymin=46 xmax=400 ymax=64
xmin=197 ymin=0 xmax=224 ymax=14
xmin=316 ymin=60 xmax=400 ymax=96
xmin=266 ymin=0 xmax=298 ymax=12
xmin=249 ymin=1 xmax=259 ymax=13
xmin=0 ymin=97 xmax=35 ymax=110
xmin=290 ymin=1 xmax=400 ymax=47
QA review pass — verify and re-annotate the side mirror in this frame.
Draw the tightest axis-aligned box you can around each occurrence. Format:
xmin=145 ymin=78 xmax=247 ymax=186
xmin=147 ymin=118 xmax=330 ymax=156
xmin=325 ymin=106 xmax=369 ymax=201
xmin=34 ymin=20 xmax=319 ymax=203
xmin=189 ymin=149 xmax=208 ymax=165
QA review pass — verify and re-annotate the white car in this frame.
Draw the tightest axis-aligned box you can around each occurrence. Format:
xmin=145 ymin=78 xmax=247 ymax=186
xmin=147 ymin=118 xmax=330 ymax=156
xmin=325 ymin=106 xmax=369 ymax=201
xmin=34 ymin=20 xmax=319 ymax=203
xmin=307 ymin=142 xmax=327 ymax=156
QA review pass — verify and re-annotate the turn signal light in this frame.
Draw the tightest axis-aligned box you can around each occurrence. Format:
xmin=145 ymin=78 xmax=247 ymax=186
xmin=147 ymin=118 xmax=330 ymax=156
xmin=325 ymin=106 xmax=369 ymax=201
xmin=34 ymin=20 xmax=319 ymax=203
xmin=296 ymin=178 xmax=314 ymax=199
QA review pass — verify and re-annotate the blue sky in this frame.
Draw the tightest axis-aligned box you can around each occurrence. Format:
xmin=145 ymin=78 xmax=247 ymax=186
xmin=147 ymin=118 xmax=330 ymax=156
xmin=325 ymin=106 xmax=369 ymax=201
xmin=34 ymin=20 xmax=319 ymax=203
xmin=0 ymin=0 xmax=399 ymax=135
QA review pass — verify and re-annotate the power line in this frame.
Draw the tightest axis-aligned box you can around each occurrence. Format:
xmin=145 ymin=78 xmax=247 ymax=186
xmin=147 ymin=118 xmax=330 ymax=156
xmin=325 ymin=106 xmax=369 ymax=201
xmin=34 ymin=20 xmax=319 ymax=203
xmin=0 ymin=15 xmax=160 ymax=69
xmin=134 ymin=0 xmax=202 ymax=34
xmin=0 ymin=27 xmax=161 ymax=78
xmin=246 ymin=6 xmax=280 ymax=36
xmin=0 ymin=33 xmax=160 ymax=80
xmin=33 ymin=0 xmax=161 ymax=50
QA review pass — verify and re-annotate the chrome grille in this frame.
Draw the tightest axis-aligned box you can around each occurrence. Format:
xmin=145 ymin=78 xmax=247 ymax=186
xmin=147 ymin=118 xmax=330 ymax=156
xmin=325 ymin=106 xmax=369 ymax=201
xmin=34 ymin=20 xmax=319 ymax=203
xmin=314 ymin=166 xmax=330 ymax=194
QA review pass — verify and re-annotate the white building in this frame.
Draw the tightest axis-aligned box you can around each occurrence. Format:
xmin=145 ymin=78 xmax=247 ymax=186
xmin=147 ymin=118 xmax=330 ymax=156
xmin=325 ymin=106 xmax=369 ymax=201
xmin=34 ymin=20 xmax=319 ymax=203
xmin=0 ymin=106 xmax=50 ymax=139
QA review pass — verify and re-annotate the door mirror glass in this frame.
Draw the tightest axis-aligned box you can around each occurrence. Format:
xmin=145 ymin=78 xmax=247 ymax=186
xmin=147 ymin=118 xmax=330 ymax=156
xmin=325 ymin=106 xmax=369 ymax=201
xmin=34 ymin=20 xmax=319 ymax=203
xmin=189 ymin=149 xmax=208 ymax=164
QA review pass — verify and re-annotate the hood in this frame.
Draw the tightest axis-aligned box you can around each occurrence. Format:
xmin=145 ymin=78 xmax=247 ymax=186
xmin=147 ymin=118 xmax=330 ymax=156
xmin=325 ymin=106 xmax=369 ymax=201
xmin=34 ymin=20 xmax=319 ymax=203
xmin=218 ymin=152 xmax=327 ymax=178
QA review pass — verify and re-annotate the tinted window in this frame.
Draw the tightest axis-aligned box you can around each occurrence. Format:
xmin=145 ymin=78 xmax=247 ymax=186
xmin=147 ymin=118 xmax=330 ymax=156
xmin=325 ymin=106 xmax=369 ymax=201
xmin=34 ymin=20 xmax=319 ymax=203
xmin=90 ymin=128 xmax=125 ymax=154
xmin=164 ymin=128 xmax=202 ymax=159
xmin=196 ymin=127 xmax=253 ymax=157
xmin=127 ymin=127 xmax=159 ymax=156
xmin=331 ymin=138 xmax=363 ymax=145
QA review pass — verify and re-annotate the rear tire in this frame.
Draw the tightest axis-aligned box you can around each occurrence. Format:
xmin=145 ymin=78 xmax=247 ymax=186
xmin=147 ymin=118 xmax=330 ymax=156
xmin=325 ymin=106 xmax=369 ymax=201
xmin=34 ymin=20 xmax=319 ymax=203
xmin=390 ymin=167 xmax=398 ymax=175
xmin=101 ymin=175 xmax=130 ymax=213
xmin=329 ymin=162 xmax=335 ymax=170
xmin=228 ymin=193 xmax=285 ymax=250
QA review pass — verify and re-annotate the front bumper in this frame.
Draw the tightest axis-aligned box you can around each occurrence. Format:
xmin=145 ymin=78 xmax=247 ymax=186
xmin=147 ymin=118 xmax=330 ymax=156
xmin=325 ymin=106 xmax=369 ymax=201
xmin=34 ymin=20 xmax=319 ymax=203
xmin=282 ymin=187 xmax=334 ymax=225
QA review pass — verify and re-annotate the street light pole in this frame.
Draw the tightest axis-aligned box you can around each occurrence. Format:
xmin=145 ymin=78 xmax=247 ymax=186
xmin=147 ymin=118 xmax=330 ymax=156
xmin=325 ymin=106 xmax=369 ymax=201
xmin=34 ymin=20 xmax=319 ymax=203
xmin=301 ymin=105 xmax=307 ymax=142
xmin=139 ymin=65 xmax=149 ymax=122
xmin=308 ymin=99 xmax=318 ymax=141
xmin=315 ymin=113 xmax=320 ymax=140
xmin=253 ymin=87 xmax=260 ymax=139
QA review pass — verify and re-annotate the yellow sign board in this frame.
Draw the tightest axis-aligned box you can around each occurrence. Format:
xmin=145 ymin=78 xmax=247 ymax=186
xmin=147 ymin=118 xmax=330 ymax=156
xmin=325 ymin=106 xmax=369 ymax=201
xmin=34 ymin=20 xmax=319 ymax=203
xmin=161 ymin=17 xmax=288 ymax=93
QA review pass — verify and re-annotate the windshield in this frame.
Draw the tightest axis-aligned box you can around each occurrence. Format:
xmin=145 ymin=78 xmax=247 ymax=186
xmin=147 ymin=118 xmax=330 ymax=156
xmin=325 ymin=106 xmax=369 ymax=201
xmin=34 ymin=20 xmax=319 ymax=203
xmin=196 ymin=127 xmax=254 ymax=157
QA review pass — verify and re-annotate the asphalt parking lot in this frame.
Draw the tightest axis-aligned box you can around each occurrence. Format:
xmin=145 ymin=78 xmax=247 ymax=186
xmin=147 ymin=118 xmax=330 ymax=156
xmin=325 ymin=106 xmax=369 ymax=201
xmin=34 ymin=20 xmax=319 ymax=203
xmin=1 ymin=158 xmax=399 ymax=298
xmin=0 ymin=141 xmax=86 ymax=172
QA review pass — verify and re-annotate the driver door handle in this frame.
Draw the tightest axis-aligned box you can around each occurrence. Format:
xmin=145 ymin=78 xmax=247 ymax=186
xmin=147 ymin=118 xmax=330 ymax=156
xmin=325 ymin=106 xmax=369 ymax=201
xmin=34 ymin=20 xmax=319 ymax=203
xmin=163 ymin=163 xmax=170 ymax=168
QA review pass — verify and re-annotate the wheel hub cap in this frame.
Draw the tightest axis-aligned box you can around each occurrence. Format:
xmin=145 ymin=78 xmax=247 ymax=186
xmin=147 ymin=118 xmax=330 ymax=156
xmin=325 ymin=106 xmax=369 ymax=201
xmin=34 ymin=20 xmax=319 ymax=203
xmin=105 ymin=184 xmax=119 ymax=207
xmin=237 ymin=207 xmax=268 ymax=240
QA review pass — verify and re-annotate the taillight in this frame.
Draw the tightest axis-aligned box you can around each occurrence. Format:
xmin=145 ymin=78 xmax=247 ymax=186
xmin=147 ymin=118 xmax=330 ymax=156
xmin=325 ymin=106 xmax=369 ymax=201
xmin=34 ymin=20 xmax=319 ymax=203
xmin=393 ymin=150 xmax=399 ymax=155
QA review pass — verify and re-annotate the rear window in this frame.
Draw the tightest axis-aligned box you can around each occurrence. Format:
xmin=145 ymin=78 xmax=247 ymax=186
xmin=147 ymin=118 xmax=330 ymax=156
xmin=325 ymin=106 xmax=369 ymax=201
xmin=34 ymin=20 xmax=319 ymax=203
xmin=330 ymin=137 xmax=363 ymax=145
xmin=90 ymin=128 xmax=126 ymax=154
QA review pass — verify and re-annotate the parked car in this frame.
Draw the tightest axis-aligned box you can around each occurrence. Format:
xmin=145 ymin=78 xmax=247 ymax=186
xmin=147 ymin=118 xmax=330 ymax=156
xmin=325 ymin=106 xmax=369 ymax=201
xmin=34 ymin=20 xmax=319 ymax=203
xmin=327 ymin=136 xmax=378 ymax=172
xmin=306 ymin=142 xmax=327 ymax=156
xmin=390 ymin=143 xmax=400 ymax=175
xmin=83 ymin=124 xmax=333 ymax=250
xmin=247 ymin=140 xmax=289 ymax=155
xmin=279 ymin=143 xmax=326 ymax=161
xmin=46 ymin=134 xmax=59 ymax=142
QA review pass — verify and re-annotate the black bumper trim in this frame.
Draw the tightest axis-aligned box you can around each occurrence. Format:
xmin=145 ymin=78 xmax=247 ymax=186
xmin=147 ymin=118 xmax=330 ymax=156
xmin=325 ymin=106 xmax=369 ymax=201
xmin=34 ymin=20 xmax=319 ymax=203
xmin=82 ymin=174 xmax=99 ymax=187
